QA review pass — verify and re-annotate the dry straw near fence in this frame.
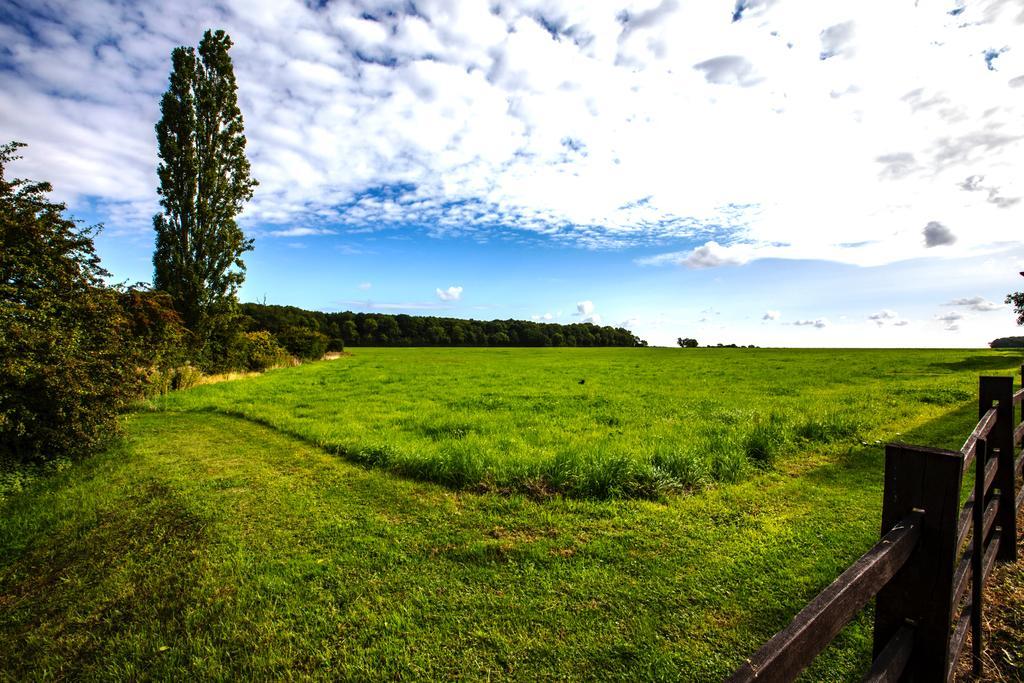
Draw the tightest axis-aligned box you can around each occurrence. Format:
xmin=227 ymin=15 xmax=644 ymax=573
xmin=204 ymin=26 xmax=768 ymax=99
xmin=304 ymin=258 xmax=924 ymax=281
xmin=729 ymin=370 xmax=1024 ymax=682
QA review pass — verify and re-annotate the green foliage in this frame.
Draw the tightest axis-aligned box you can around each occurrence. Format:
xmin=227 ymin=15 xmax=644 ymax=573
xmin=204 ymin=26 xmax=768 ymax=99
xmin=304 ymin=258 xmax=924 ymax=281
xmin=677 ymin=337 xmax=699 ymax=348
xmin=990 ymin=335 xmax=1024 ymax=348
xmin=239 ymin=302 xmax=646 ymax=348
xmin=238 ymin=331 xmax=291 ymax=371
xmin=119 ymin=288 xmax=191 ymax=398
xmin=1006 ymin=291 xmax=1024 ymax=326
xmin=276 ymin=326 xmax=329 ymax=361
xmin=143 ymin=364 xmax=205 ymax=397
xmin=0 ymin=142 xmax=143 ymax=463
xmin=152 ymin=29 xmax=257 ymax=364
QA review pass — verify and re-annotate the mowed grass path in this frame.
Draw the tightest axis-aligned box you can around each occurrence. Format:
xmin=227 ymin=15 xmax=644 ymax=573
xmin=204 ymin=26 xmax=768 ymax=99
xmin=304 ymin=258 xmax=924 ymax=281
xmin=159 ymin=348 xmax=1013 ymax=497
xmin=1 ymin=348 xmax=1021 ymax=680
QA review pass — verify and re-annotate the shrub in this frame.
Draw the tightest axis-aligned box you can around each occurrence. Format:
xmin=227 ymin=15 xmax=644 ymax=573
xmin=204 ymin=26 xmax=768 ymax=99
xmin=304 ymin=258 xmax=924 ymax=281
xmin=0 ymin=142 xmax=143 ymax=464
xmin=276 ymin=326 xmax=329 ymax=361
xmin=171 ymin=364 xmax=204 ymax=390
xmin=238 ymin=330 xmax=291 ymax=371
xmin=119 ymin=288 xmax=189 ymax=369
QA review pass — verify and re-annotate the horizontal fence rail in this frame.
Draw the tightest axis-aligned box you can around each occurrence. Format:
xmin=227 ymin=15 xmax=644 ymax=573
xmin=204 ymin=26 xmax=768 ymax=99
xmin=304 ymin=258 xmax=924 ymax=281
xmin=728 ymin=369 xmax=1024 ymax=682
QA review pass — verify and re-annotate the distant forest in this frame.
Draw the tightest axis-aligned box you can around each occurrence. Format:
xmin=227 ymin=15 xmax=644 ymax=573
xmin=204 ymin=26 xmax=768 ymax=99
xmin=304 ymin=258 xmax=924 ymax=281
xmin=990 ymin=337 xmax=1024 ymax=348
xmin=240 ymin=303 xmax=648 ymax=349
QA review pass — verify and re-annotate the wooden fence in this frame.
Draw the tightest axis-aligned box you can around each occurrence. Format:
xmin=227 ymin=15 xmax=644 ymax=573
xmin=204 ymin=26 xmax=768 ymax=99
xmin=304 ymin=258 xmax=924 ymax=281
xmin=728 ymin=370 xmax=1024 ymax=682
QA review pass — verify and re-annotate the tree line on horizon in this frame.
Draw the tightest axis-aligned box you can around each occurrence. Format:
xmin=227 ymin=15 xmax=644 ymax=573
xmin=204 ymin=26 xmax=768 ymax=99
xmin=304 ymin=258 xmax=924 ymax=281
xmin=239 ymin=302 xmax=646 ymax=350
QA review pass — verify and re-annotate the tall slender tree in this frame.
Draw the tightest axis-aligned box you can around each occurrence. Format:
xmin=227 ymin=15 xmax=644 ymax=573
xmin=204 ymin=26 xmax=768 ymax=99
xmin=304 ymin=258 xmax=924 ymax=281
xmin=153 ymin=29 xmax=257 ymax=345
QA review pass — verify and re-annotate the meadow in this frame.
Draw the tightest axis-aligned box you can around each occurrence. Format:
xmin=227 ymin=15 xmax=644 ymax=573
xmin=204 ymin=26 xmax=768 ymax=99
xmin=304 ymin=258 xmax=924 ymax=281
xmin=158 ymin=347 xmax=1000 ymax=498
xmin=2 ymin=347 xmax=1022 ymax=680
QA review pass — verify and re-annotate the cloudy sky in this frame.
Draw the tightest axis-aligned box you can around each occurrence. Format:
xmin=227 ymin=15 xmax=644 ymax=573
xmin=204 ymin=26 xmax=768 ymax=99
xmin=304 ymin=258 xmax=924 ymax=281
xmin=2 ymin=0 xmax=1023 ymax=346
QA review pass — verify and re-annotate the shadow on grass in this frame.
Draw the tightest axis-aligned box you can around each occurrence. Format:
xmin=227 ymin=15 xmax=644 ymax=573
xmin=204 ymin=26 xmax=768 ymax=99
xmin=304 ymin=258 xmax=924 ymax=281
xmin=928 ymin=353 xmax=1024 ymax=374
xmin=0 ymin=479 xmax=208 ymax=679
xmin=802 ymin=399 xmax=978 ymax=500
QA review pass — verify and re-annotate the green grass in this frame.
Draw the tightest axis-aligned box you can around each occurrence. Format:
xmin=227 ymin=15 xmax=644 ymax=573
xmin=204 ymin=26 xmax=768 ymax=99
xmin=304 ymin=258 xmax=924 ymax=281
xmin=155 ymin=347 xmax=1017 ymax=498
xmin=1 ymin=348 xmax=1021 ymax=680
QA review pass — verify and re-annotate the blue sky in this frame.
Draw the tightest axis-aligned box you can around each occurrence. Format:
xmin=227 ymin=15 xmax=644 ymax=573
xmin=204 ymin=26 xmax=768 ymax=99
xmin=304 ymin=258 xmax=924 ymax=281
xmin=3 ymin=0 xmax=1023 ymax=346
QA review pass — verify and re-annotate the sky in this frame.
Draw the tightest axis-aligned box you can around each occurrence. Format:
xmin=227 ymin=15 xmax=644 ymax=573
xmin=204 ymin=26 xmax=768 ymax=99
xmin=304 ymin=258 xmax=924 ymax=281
xmin=1 ymin=0 xmax=1023 ymax=347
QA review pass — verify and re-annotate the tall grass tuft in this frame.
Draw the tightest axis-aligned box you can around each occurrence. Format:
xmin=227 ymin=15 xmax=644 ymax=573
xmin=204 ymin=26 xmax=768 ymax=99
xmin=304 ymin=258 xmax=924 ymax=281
xmin=742 ymin=412 xmax=790 ymax=468
xmin=651 ymin=446 xmax=711 ymax=490
xmin=795 ymin=412 xmax=862 ymax=444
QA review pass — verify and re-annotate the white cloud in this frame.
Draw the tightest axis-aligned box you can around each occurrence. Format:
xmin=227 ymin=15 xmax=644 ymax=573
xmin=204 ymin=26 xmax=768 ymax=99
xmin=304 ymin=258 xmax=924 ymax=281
xmin=575 ymin=300 xmax=595 ymax=316
xmin=532 ymin=312 xmax=554 ymax=321
xmin=693 ymin=55 xmax=761 ymax=87
xmin=267 ymin=227 xmax=337 ymax=238
xmin=867 ymin=309 xmax=901 ymax=326
xmin=762 ymin=310 xmax=780 ymax=321
xmin=1 ymin=0 xmax=1019 ymax=268
xmin=436 ymin=285 xmax=463 ymax=301
xmin=868 ymin=310 xmax=898 ymax=320
xmin=792 ymin=318 xmax=829 ymax=328
xmin=357 ymin=282 xmax=372 ymax=290
xmin=637 ymin=241 xmax=757 ymax=269
xmin=945 ymin=296 xmax=1002 ymax=311
xmin=936 ymin=310 xmax=965 ymax=331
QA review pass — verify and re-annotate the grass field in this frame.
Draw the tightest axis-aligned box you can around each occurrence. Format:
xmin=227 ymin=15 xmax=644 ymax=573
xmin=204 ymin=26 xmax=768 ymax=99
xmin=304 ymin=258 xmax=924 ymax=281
xmin=2 ymin=348 xmax=1022 ymax=680
xmin=157 ymin=347 xmax=1009 ymax=498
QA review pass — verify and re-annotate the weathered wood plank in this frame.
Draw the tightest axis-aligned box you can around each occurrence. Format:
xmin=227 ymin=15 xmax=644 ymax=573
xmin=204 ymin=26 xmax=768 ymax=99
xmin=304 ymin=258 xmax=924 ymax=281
xmin=982 ymin=529 xmax=1001 ymax=584
xmin=947 ymin=604 xmax=972 ymax=682
xmin=980 ymin=493 xmax=1000 ymax=547
xmin=983 ymin=456 xmax=998 ymax=497
xmin=961 ymin=407 xmax=997 ymax=464
xmin=873 ymin=444 xmax=963 ymax=682
xmin=980 ymin=376 xmax=1016 ymax=562
xmin=956 ymin=498 xmax=974 ymax=552
xmin=862 ymin=624 xmax=913 ymax=683
xmin=971 ymin=435 xmax=985 ymax=676
xmin=952 ymin=547 xmax=971 ymax=608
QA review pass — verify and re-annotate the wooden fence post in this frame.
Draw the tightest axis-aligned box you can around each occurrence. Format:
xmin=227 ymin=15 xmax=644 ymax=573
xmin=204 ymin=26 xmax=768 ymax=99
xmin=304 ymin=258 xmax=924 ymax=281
xmin=980 ymin=376 xmax=1016 ymax=562
xmin=873 ymin=444 xmax=963 ymax=681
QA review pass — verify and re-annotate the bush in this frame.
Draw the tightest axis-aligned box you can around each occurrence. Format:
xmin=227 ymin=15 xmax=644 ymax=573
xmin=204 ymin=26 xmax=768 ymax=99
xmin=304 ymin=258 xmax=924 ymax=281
xmin=277 ymin=326 xmax=329 ymax=361
xmin=119 ymin=288 xmax=192 ymax=397
xmin=0 ymin=142 xmax=144 ymax=464
xmin=240 ymin=330 xmax=291 ymax=371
